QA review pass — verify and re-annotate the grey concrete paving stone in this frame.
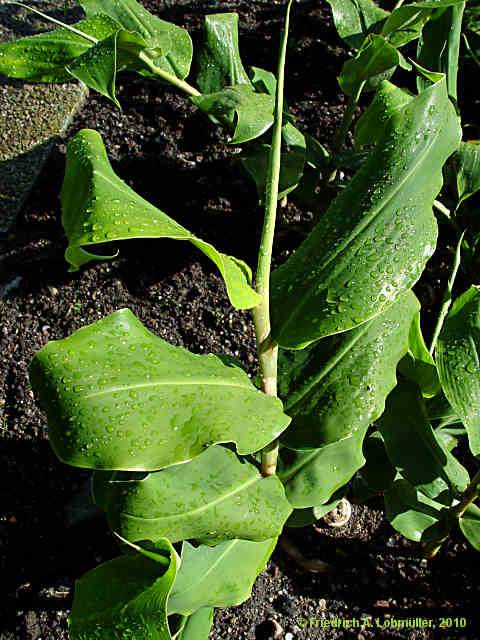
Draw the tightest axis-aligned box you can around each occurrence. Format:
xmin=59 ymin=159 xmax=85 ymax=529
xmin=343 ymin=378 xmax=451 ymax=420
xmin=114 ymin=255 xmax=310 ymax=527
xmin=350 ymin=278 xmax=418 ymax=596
xmin=0 ymin=1 xmax=88 ymax=232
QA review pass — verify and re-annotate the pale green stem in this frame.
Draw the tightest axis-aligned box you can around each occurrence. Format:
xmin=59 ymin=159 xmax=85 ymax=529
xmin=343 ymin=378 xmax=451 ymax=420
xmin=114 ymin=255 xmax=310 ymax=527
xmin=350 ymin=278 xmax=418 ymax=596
xmin=328 ymin=80 xmax=365 ymax=181
xmin=13 ymin=1 xmax=98 ymax=43
xmin=312 ymin=81 xmax=365 ymax=226
xmin=253 ymin=1 xmax=292 ymax=477
xmin=463 ymin=33 xmax=480 ymax=68
xmin=138 ymin=51 xmax=201 ymax=98
xmin=429 ymin=230 xmax=465 ymax=356
xmin=422 ymin=467 xmax=480 ymax=558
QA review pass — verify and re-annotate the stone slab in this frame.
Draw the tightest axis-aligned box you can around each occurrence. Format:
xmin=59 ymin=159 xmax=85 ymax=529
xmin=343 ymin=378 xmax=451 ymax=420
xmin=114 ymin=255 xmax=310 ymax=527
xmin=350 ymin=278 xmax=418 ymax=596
xmin=0 ymin=1 xmax=87 ymax=232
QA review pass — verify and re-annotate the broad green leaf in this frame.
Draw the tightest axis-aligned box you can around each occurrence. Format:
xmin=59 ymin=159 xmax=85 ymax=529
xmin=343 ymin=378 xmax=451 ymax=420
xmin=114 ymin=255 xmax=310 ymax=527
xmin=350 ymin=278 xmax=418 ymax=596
xmin=168 ymin=538 xmax=276 ymax=615
xmin=398 ymin=311 xmax=440 ymax=397
xmin=354 ymin=81 xmax=413 ymax=149
xmin=459 ymin=503 xmax=480 ymax=551
xmin=277 ymin=428 xmax=367 ymax=508
xmin=0 ymin=13 xmax=119 ymax=81
xmin=66 ymin=29 xmax=148 ymax=107
xmin=174 ymin=608 xmax=214 ymax=640
xmin=384 ymin=477 xmax=449 ymax=541
xmin=357 ymin=430 xmax=396 ymax=494
xmin=69 ymin=538 xmax=178 ymax=640
xmin=61 ymin=129 xmax=260 ymax=309
xmin=29 ymin=309 xmax=290 ymax=471
xmin=325 ymin=0 xmax=390 ymax=50
xmin=101 ymin=446 xmax=292 ymax=545
xmin=278 ymin=291 xmax=418 ymax=449
xmin=79 ymin=0 xmax=192 ymax=79
xmin=451 ymin=141 xmax=480 ymax=209
xmin=437 ymin=286 xmax=480 ymax=458
xmin=417 ymin=2 xmax=466 ymax=105
xmin=338 ymin=34 xmax=405 ymax=96
xmin=377 ymin=382 xmax=469 ymax=503
xmin=196 ymin=13 xmax=251 ymax=94
xmin=270 ymin=77 xmax=461 ymax=349
xmin=191 ymin=85 xmax=274 ymax=144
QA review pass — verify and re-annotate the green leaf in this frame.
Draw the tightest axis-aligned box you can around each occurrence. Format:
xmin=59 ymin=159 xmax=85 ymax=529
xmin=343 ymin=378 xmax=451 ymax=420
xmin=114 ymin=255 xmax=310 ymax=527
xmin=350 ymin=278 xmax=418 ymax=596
xmin=384 ymin=477 xmax=448 ymax=542
xmin=61 ymin=129 xmax=260 ymax=309
xmin=66 ymin=29 xmax=149 ymax=107
xmin=168 ymin=538 xmax=276 ymax=615
xmin=277 ymin=429 xmax=367 ymax=508
xmin=174 ymin=608 xmax=214 ymax=640
xmin=416 ymin=2 xmax=466 ymax=105
xmin=278 ymin=291 xmax=418 ymax=449
xmin=250 ymin=66 xmax=277 ymax=96
xmin=29 ymin=309 xmax=290 ymax=471
xmin=191 ymin=85 xmax=274 ymax=144
xmin=382 ymin=6 xmax=433 ymax=47
xmin=459 ymin=503 xmax=480 ymax=551
xmin=101 ymin=446 xmax=292 ymax=545
xmin=357 ymin=430 xmax=396 ymax=494
xmin=338 ymin=34 xmax=405 ymax=96
xmin=196 ymin=13 xmax=251 ymax=94
xmin=437 ymin=286 xmax=480 ymax=458
xmin=383 ymin=0 xmax=466 ymax=48
xmin=398 ymin=311 xmax=441 ymax=398
xmin=325 ymin=0 xmax=390 ymax=50
xmin=451 ymin=141 xmax=480 ymax=209
xmin=270 ymin=76 xmax=461 ymax=349
xmin=69 ymin=538 xmax=178 ymax=640
xmin=79 ymin=0 xmax=192 ymax=79
xmin=239 ymin=138 xmax=305 ymax=202
xmin=435 ymin=424 xmax=467 ymax=450
xmin=354 ymin=81 xmax=413 ymax=149
xmin=377 ymin=382 xmax=469 ymax=503
xmin=0 ymin=13 xmax=119 ymax=82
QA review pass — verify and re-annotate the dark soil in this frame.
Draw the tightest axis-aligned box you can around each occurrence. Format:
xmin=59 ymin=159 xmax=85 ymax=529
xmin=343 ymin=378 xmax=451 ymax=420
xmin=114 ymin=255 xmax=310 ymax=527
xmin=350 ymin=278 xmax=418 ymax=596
xmin=0 ymin=1 xmax=478 ymax=639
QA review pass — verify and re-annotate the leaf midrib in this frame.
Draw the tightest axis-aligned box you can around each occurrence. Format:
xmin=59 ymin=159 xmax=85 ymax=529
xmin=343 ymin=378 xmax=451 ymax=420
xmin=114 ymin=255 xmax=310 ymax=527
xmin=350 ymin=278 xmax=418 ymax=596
xmin=83 ymin=378 xmax=252 ymax=400
xmin=121 ymin=474 xmax=259 ymax=521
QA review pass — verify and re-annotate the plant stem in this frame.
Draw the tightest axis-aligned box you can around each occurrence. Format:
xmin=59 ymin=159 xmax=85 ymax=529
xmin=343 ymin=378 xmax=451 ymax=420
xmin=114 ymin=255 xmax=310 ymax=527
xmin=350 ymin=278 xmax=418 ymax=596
xmin=429 ymin=230 xmax=465 ymax=356
xmin=328 ymin=81 xmax=365 ymax=182
xmin=13 ymin=1 xmax=99 ymax=43
xmin=253 ymin=2 xmax=291 ymax=477
xmin=138 ymin=51 xmax=201 ymax=97
xmin=422 ymin=467 xmax=480 ymax=558
xmin=311 ymin=81 xmax=365 ymax=227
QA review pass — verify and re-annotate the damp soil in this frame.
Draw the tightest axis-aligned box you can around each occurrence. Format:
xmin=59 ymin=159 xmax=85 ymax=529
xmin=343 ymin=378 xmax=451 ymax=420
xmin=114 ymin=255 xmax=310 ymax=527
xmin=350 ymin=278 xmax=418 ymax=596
xmin=0 ymin=1 xmax=479 ymax=639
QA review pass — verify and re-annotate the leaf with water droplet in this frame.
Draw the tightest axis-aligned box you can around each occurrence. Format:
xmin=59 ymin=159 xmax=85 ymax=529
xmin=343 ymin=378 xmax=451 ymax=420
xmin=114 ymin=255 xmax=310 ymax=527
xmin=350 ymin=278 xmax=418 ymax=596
xmin=437 ymin=285 xmax=480 ymax=458
xmin=29 ymin=309 xmax=290 ymax=471
xmin=278 ymin=291 xmax=418 ymax=450
xmin=100 ymin=445 xmax=291 ymax=545
xmin=61 ymin=129 xmax=260 ymax=309
xmin=168 ymin=538 xmax=277 ymax=615
xmin=270 ymin=76 xmax=461 ymax=349
xmin=80 ymin=0 xmax=193 ymax=80
xmin=69 ymin=537 xmax=178 ymax=639
xmin=0 ymin=13 xmax=119 ymax=81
